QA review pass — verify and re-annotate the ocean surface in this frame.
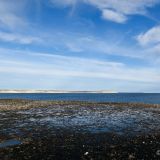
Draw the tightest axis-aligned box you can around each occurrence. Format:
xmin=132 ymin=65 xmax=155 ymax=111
xmin=0 ymin=93 xmax=160 ymax=104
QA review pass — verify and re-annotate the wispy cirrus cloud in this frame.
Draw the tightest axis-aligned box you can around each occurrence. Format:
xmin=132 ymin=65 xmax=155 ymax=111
xmin=46 ymin=31 xmax=146 ymax=60
xmin=0 ymin=0 xmax=28 ymax=30
xmin=0 ymin=31 xmax=42 ymax=44
xmin=0 ymin=48 xmax=159 ymax=83
xmin=50 ymin=0 xmax=159 ymax=23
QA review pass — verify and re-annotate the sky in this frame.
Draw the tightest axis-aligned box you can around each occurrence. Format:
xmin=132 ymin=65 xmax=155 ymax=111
xmin=0 ymin=0 xmax=160 ymax=92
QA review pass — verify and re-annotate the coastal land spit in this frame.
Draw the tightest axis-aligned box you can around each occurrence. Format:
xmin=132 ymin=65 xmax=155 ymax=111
xmin=0 ymin=90 xmax=117 ymax=93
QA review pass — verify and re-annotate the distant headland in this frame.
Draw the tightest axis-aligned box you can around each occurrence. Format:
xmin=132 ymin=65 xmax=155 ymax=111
xmin=0 ymin=90 xmax=117 ymax=93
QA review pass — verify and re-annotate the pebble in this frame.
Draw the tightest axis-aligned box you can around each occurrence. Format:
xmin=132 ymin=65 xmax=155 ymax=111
xmin=84 ymin=152 xmax=89 ymax=155
xmin=128 ymin=154 xmax=135 ymax=159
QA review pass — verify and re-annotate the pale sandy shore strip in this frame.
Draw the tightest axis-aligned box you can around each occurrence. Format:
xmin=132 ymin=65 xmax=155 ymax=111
xmin=0 ymin=90 xmax=117 ymax=93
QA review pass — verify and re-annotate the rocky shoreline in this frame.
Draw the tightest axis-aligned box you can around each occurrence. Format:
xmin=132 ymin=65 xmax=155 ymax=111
xmin=0 ymin=99 xmax=159 ymax=111
xmin=0 ymin=99 xmax=160 ymax=159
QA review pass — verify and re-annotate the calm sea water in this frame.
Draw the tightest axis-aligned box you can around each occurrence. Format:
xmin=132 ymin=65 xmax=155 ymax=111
xmin=0 ymin=93 xmax=160 ymax=104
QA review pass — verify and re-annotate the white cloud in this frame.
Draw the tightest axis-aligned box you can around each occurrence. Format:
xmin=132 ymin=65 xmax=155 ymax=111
xmin=50 ymin=0 xmax=159 ymax=23
xmin=0 ymin=48 xmax=159 ymax=83
xmin=0 ymin=14 xmax=26 ymax=29
xmin=102 ymin=9 xmax=127 ymax=23
xmin=137 ymin=25 xmax=160 ymax=46
xmin=0 ymin=31 xmax=42 ymax=44
xmin=85 ymin=0 xmax=157 ymax=15
xmin=136 ymin=25 xmax=160 ymax=61
xmin=0 ymin=0 xmax=27 ymax=29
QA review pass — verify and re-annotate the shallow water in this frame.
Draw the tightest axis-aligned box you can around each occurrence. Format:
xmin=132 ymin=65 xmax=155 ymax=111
xmin=0 ymin=101 xmax=160 ymax=159
xmin=0 ymin=139 xmax=21 ymax=148
xmin=0 ymin=104 xmax=160 ymax=139
xmin=0 ymin=93 xmax=160 ymax=104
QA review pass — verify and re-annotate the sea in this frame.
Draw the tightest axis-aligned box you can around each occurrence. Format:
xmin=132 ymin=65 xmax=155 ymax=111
xmin=0 ymin=93 xmax=160 ymax=104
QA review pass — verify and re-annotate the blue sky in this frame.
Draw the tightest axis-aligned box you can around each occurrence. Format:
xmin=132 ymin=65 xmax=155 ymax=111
xmin=0 ymin=0 xmax=160 ymax=92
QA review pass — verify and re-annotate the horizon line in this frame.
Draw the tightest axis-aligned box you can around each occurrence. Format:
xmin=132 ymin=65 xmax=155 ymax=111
xmin=0 ymin=89 xmax=159 ymax=94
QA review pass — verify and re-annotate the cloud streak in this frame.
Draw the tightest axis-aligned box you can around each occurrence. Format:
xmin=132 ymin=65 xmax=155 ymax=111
xmin=50 ymin=0 xmax=159 ymax=23
xmin=0 ymin=0 xmax=28 ymax=29
xmin=0 ymin=48 xmax=159 ymax=83
xmin=0 ymin=31 xmax=42 ymax=44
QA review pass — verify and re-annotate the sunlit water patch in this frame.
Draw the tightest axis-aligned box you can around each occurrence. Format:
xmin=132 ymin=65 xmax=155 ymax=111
xmin=0 ymin=139 xmax=21 ymax=148
xmin=1 ymin=104 xmax=159 ymax=139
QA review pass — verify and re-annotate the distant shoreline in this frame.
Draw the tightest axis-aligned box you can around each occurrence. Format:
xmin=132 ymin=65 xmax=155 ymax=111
xmin=0 ymin=90 xmax=117 ymax=94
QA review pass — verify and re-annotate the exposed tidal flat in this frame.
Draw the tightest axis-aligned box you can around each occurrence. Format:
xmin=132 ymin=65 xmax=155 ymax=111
xmin=0 ymin=99 xmax=160 ymax=159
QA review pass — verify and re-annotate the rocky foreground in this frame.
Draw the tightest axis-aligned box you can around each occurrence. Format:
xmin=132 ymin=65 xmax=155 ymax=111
xmin=0 ymin=99 xmax=160 ymax=160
